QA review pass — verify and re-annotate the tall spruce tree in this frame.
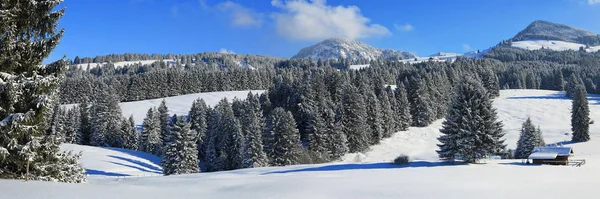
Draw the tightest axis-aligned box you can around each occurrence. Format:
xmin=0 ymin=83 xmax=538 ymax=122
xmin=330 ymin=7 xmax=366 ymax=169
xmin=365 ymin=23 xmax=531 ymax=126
xmin=215 ymin=99 xmax=244 ymax=170
xmin=566 ymin=74 xmax=584 ymax=99
xmin=203 ymin=108 xmax=223 ymax=172
xmin=161 ymin=116 xmax=200 ymax=175
xmin=365 ymin=91 xmax=384 ymax=145
xmin=90 ymin=86 xmax=122 ymax=147
xmin=0 ymin=0 xmax=85 ymax=182
xmin=122 ymin=116 xmax=139 ymax=150
xmin=514 ymin=118 xmax=546 ymax=159
xmin=65 ymin=106 xmax=81 ymax=144
xmin=79 ymin=100 xmax=92 ymax=145
xmin=571 ymin=85 xmax=590 ymax=142
xmin=265 ymin=108 xmax=303 ymax=166
xmin=188 ymin=99 xmax=208 ymax=161
xmin=157 ymin=99 xmax=169 ymax=149
xmin=241 ymin=100 xmax=269 ymax=168
xmin=378 ymin=87 xmax=395 ymax=138
xmin=437 ymin=77 xmax=505 ymax=163
xmin=408 ymin=76 xmax=435 ymax=127
xmin=341 ymin=84 xmax=370 ymax=153
xmin=140 ymin=108 xmax=162 ymax=155
xmin=395 ymin=83 xmax=412 ymax=131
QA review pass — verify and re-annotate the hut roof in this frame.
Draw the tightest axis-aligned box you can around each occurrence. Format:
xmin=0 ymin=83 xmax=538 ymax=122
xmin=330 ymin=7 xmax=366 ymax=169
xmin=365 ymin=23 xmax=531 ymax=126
xmin=528 ymin=147 xmax=573 ymax=159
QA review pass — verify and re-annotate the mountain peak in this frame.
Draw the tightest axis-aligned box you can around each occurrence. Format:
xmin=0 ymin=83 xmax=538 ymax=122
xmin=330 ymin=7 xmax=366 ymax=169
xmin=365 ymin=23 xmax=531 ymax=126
xmin=512 ymin=20 xmax=598 ymax=43
xmin=293 ymin=38 xmax=416 ymax=60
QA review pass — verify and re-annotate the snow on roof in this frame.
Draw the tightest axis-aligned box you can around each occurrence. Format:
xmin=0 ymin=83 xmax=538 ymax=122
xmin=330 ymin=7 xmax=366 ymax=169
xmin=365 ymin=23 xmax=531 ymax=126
xmin=528 ymin=152 xmax=558 ymax=159
xmin=528 ymin=147 xmax=573 ymax=159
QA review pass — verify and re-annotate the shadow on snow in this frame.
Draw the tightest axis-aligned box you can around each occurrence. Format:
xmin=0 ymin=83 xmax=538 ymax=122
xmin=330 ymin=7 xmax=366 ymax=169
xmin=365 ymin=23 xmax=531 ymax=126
xmin=107 ymin=161 xmax=162 ymax=174
xmin=108 ymin=155 xmax=162 ymax=172
xmin=104 ymin=147 xmax=162 ymax=165
xmin=263 ymin=161 xmax=463 ymax=175
xmin=506 ymin=92 xmax=600 ymax=105
xmin=85 ymin=169 xmax=130 ymax=177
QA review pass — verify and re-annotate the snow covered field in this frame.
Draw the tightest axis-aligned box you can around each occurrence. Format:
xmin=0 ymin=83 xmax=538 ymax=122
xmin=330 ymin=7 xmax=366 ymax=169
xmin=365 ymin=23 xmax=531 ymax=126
xmin=73 ymin=59 xmax=175 ymax=69
xmin=4 ymin=89 xmax=600 ymax=199
xmin=512 ymin=40 xmax=600 ymax=52
xmin=64 ymin=90 xmax=265 ymax=124
xmin=60 ymin=144 xmax=162 ymax=178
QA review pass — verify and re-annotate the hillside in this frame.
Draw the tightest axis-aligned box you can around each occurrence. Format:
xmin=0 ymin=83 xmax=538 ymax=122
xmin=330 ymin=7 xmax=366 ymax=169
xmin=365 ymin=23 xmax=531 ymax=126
xmin=293 ymin=38 xmax=417 ymax=60
xmin=5 ymin=89 xmax=600 ymax=198
xmin=512 ymin=20 xmax=600 ymax=44
xmin=63 ymin=90 xmax=265 ymax=124
xmin=507 ymin=20 xmax=600 ymax=52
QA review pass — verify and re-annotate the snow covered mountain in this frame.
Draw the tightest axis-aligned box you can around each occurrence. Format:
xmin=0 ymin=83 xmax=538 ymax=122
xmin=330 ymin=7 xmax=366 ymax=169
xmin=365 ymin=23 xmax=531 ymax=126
xmin=512 ymin=20 xmax=600 ymax=44
xmin=507 ymin=20 xmax=600 ymax=52
xmin=293 ymin=38 xmax=417 ymax=60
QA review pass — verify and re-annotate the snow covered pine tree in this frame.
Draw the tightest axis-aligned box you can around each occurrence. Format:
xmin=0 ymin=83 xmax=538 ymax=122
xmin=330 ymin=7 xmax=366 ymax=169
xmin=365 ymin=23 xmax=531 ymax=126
xmin=514 ymin=118 xmax=546 ymax=159
xmin=571 ymin=85 xmax=590 ymax=142
xmin=437 ymin=77 xmax=506 ymax=163
xmin=161 ymin=115 xmax=199 ymax=175
xmin=0 ymin=0 xmax=85 ymax=182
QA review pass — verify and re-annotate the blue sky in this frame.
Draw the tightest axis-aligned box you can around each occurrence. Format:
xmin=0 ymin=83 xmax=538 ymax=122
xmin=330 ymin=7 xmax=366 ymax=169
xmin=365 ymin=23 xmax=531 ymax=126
xmin=48 ymin=0 xmax=600 ymax=62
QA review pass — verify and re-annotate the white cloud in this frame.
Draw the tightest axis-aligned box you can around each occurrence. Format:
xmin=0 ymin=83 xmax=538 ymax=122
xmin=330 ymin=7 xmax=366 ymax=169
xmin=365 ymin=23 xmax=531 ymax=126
xmin=462 ymin=44 xmax=472 ymax=52
xmin=270 ymin=0 xmax=391 ymax=41
xmin=219 ymin=48 xmax=236 ymax=54
xmin=589 ymin=0 xmax=600 ymax=5
xmin=217 ymin=1 xmax=263 ymax=27
xmin=394 ymin=23 xmax=414 ymax=32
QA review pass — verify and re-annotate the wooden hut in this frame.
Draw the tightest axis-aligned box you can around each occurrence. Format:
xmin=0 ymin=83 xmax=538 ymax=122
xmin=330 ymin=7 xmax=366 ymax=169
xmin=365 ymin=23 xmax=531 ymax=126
xmin=528 ymin=147 xmax=573 ymax=165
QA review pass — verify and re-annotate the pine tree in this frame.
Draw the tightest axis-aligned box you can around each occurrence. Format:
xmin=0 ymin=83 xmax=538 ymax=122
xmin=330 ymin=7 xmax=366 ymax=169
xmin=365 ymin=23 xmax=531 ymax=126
xmin=157 ymin=99 xmax=169 ymax=149
xmin=161 ymin=116 xmax=199 ymax=175
xmin=437 ymin=77 xmax=505 ymax=163
xmin=79 ymin=100 xmax=92 ymax=145
xmin=215 ymin=99 xmax=244 ymax=170
xmin=203 ymin=108 xmax=223 ymax=172
xmin=385 ymin=86 xmax=400 ymax=132
xmin=140 ymin=108 xmax=162 ymax=155
xmin=408 ymin=76 xmax=435 ymax=127
xmin=341 ymin=84 xmax=370 ymax=153
xmin=122 ymin=116 xmax=139 ymax=150
xmin=514 ymin=118 xmax=545 ymax=159
xmin=566 ymin=74 xmax=584 ymax=98
xmin=49 ymin=106 xmax=66 ymax=143
xmin=90 ymin=86 xmax=122 ymax=147
xmin=378 ymin=87 xmax=396 ymax=138
xmin=65 ymin=106 xmax=81 ymax=144
xmin=241 ymin=101 xmax=269 ymax=168
xmin=365 ymin=91 xmax=384 ymax=145
xmin=395 ymin=83 xmax=412 ymax=131
xmin=323 ymin=101 xmax=348 ymax=160
xmin=188 ymin=99 xmax=208 ymax=161
xmin=265 ymin=108 xmax=303 ymax=166
xmin=481 ymin=68 xmax=500 ymax=98
xmin=0 ymin=0 xmax=85 ymax=182
xmin=571 ymin=85 xmax=590 ymax=142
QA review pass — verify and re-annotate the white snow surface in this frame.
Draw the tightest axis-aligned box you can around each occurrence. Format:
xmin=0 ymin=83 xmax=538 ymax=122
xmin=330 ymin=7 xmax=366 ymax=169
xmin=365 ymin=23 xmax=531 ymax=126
xmin=64 ymin=90 xmax=265 ymax=124
xmin=5 ymin=89 xmax=600 ymax=199
xmin=60 ymin=144 xmax=162 ymax=178
xmin=348 ymin=64 xmax=370 ymax=70
xmin=398 ymin=51 xmax=484 ymax=64
xmin=73 ymin=59 xmax=175 ymax=69
xmin=512 ymin=40 xmax=600 ymax=52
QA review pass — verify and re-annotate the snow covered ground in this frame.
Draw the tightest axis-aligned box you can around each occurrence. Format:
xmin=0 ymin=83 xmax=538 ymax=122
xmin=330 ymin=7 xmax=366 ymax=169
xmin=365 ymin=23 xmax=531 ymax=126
xmin=73 ymin=59 xmax=175 ymax=69
xmin=4 ymin=89 xmax=600 ymax=199
xmin=348 ymin=64 xmax=370 ymax=70
xmin=512 ymin=40 xmax=600 ymax=52
xmin=60 ymin=144 xmax=162 ymax=178
xmin=64 ymin=90 xmax=265 ymax=124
